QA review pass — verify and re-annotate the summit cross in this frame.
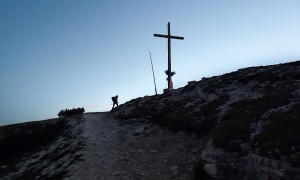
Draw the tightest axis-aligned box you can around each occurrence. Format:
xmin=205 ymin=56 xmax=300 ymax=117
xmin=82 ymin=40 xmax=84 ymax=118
xmin=154 ymin=22 xmax=184 ymax=91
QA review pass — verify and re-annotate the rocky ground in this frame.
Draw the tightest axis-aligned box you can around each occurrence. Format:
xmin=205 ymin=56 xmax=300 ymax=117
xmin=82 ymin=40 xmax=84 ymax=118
xmin=1 ymin=113 xmax=207 ymax=179
xmin=111 ymin=60 xmax=300 ymax=179
xmin=66 ymin=113 xmax=206 ymax=180
xmin=0 ymin=116 xmax=83 ymax=179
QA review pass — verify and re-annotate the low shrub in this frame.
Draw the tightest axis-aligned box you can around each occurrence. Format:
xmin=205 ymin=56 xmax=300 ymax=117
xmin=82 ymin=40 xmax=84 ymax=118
xmin=252 ymin=104 xmax=300 ymax=165
xmin=124 ymin=105 xmax=154 ymax=119
xmin=58 ymin=107 xmax=85 ymax=117
xmin=212 ymin=120 xmax=249 ymax=152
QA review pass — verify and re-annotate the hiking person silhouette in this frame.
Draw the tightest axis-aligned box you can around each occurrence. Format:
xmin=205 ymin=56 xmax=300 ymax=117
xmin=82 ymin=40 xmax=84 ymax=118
xmin=111 ymin=95 xmax=119 ymax=109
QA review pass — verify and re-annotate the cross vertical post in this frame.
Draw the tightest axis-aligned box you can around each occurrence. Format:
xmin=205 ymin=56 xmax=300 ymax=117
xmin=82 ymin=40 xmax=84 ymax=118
xmin=154 ymin=22 xmax=184 ymax=91
xmin=167 ymin=22 xmax=172 ymax=89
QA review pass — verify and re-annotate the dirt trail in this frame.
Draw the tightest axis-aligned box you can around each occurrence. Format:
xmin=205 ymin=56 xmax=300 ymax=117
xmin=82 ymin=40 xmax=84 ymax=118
xmin=66 ymin=112 xmax=204 ymax=179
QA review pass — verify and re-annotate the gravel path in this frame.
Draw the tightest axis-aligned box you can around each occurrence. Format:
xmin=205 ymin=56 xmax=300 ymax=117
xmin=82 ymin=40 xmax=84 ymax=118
xmin=66 ymin=112 xmax=204 ymax=180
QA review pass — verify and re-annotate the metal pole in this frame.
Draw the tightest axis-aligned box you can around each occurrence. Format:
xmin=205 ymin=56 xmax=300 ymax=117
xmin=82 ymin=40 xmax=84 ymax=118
xmin=149 ymin=51 xmax=157 ymax=95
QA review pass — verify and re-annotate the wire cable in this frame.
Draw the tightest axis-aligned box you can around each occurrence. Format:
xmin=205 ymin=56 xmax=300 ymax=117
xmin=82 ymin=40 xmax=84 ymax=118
xmin=171 ymin=42 xmax=226 ymax=72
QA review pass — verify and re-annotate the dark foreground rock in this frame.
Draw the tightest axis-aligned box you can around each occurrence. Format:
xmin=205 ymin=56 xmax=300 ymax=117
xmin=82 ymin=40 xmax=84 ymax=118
xmin=0 ymin=116 xmax=84 ymax=179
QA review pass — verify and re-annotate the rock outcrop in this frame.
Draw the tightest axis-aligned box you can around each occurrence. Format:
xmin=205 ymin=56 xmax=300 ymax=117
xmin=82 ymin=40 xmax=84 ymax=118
xmin=202 ymin=139 xmax=300 ymax=179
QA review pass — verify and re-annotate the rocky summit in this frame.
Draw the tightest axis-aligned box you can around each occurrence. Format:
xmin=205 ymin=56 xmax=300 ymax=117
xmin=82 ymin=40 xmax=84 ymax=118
xmin=1 ymin=60 xmax=300 ymax=179
xmin=111 ymin=60 xmax=300 ymax=179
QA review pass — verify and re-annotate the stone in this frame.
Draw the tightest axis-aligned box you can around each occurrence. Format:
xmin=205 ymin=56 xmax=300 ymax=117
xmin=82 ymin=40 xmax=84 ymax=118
xmin=111 ymin=172 xmax=122 ymax=176
xmin=257 ymin=156 xmax=264 ymax=165
xmin=240 ymin=143 xmax=250 ymax=150
xmin=254 ymin=148 xmax=260 ymax=155
xmin=192 ymin=148 xmax=199 ymax=153
xmin=263 ymin=158 xmax=270 ymax=166
xmin=170 ymin=166 xmax=178 ymax=176
xmin=281 ymin=155 xmax=288 ymax=162
xmin=204 ymin=163 xmax=217 ymax=178
xmin=271 ymin=160 xmax=280 ymax=169
xmin=150 ymin=150 xmax=158 ymax=153
xmin=133 ymin=127 xmax=145 ymax=136
xmin=292 ymin=146 xmax=296 ymax=151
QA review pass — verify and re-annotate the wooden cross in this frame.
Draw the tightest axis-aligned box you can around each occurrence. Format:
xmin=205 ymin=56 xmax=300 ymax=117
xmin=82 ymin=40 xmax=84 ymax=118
xmin=154 ymin=22 xmax=184 ymax=91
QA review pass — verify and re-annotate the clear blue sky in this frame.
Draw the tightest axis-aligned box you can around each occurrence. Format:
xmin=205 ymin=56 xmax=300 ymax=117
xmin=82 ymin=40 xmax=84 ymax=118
xmin=1 ymin=0 xmax=300 ymax=125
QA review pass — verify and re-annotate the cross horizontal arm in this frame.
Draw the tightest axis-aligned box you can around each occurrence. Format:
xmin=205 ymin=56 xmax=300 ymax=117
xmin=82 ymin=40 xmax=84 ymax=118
xmin=154 ymin=34 xmax=168 ymax=38
xmin=170 ymin=36 xmax=184 ymax=40
xmin=154 ymin=34 xmax=184 ymax=40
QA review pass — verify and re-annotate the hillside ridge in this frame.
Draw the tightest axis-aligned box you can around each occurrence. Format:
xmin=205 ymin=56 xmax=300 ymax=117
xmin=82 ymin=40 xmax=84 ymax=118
xmin=1 ymin=60 xmax=300 ymax=179
xmin=111 ymin=60 xmax=300 ymax=179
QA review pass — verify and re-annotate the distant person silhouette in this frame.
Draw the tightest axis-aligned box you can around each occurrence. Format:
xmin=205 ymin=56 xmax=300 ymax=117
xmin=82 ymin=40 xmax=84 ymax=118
xmin=111 ymin=95 xmax=119 ymax=109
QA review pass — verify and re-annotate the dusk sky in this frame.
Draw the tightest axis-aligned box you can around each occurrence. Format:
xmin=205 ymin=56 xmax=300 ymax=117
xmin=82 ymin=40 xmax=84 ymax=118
xmin=1 ymin=0 xmax=300 ymax=125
